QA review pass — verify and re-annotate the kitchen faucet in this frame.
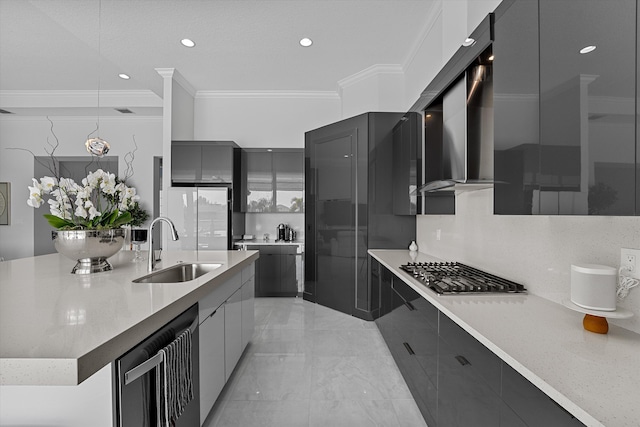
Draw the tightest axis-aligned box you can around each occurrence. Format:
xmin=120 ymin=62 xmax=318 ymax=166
xmin=147 ymin=217 xmax=180 ymax=272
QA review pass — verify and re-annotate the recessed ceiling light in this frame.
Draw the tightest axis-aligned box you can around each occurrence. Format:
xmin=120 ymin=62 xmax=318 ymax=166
xmin=579 ymin=45 xmax=596 ymax=54
xmin=462 ymin=38 xmax=476 ymax=47
xmin=300 ymin=37 xmax=313 ymax=47
xmin=118 ymin=73 xmax=130 ymax=80
xmin=488 ymin=54 xmax=495 ymax=61
xmin=267 ymin=149 xmax=273 ymax=152
xmin=181 ymin=38 xmax=196 ymax=48
xmin=426 ymin=114 xmax=432 ymax=118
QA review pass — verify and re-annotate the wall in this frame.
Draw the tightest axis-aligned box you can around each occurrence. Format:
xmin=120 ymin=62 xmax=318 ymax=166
xmin=416 ymin=190 xmax=640 ymax=333
xmin=194 ymin=92 xmax=341 ymax=148
xmin=0 ymin=116 xmax=162 ymax=260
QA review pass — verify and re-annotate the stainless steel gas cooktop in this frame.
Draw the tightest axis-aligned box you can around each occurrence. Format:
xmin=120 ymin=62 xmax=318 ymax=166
xmin=399 ymin=262 xmax=527 ymax=296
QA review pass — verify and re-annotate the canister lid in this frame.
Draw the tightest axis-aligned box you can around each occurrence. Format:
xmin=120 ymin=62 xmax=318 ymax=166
xmin=571 ymin=263 xmax=617 ymax=275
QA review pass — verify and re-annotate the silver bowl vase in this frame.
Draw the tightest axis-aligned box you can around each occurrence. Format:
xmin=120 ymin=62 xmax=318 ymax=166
xmin=52 ymin=229 xmax=126 ymax=274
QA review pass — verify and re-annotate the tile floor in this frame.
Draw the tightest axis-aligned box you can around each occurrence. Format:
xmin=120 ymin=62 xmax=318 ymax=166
xmin=203 ymin=297 xmax=428 ymax=427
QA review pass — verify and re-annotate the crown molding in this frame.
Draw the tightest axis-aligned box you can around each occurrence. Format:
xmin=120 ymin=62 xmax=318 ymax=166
xmin=195 ymin=90 xmax=340 ymax=100
xmin=0 ymin=115 xmax=162 ymax=122
xmin=403 ymin=0 xmax=443 ymax=72
xmin=0 ymin=90 xmax=162 ymax=108
xmin=337 ymin=64 xmax=404 ymax=89
xmin=155 ymin=68 xmax=196 ymax=97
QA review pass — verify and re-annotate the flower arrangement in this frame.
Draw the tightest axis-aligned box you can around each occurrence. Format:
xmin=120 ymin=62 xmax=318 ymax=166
xmin=27 ymin=169 xmax=139 ymax=230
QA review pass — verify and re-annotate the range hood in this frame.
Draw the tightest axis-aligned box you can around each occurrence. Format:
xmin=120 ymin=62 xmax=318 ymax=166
xmin=417 ymin=60 xmax=494 ymax=193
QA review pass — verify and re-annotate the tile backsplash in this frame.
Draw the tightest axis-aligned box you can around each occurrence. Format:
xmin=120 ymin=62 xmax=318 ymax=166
xmin=416 ymin=189 xmax=640 ymax=334
xmin=244 ymin=213 xmax=305 ymax=242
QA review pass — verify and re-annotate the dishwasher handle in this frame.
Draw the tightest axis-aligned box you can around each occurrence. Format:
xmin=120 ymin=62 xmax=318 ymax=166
xmin=124 ymin=318 xmax=198 ymax=386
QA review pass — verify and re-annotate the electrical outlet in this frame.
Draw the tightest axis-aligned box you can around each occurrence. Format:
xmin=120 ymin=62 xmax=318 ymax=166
xmin=620 ymin=248 xmax=640 ymax=279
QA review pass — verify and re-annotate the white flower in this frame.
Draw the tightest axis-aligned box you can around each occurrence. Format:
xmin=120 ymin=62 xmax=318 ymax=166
xmin=39 ymin=176 xmax=57 ymax=193
xmin=88 ymin=205 xmax=101 ymax=220
xmin=27 ymin=194 xmax=43 ymax=208
xmin=27 ymin=168 xmax=141 ymax=229
xmin=75 ymin=205 xmax=88 ymax=219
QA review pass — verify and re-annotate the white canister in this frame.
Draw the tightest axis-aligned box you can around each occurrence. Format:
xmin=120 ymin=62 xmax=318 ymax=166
xmin=570 ymin=264 xmax=617 ymax=311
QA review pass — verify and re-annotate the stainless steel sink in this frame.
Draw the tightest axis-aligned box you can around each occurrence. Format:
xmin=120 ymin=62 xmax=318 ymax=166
xmin=132 ymin=263 xmax=222 ymax=283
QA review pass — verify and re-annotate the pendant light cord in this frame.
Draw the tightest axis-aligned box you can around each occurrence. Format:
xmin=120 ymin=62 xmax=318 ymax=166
xmin=97 ymin=0 xmax=102 ymax=138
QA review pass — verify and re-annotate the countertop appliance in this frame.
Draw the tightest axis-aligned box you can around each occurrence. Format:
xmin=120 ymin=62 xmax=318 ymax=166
xmin=400 ymin=262 xmax=526 ymax=295
xmin=276 ymin=223 xmax=296 ymax=242
xmin=166 ymin=186 xmax=244 ymax=250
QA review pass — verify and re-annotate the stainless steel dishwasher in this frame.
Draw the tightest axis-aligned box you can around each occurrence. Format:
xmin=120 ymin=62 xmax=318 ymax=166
xmin=115 ymin=304 xmax=200 ymax=426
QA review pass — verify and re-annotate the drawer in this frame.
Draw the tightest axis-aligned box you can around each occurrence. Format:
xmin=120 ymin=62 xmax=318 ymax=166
xmin=199 ymin=272 xmax=242 ymax=322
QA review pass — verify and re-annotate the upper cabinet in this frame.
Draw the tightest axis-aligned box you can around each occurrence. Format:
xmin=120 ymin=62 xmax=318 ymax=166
xmin=241 ymin=149 xmax=304 ymax=213
xmin=171 ymin=141 xmax=240 ymax=185
xmin=392 ymin=112 xmax=422 ymax=215
xmin=494 ymin=0 xmax=638 ymax=215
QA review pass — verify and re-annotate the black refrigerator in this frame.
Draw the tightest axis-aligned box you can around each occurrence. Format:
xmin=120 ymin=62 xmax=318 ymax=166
xmin=304 ymin=112 xmax=420 ymax=320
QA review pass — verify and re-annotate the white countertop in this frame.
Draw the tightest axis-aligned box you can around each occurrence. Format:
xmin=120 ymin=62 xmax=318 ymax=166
xmin=235 ymin=239 xmax=304 ymax=246
xmin=0 ymin=250 xmax=258 ymax=386
xmin=369 ymin=249 xmax=640 ymax=427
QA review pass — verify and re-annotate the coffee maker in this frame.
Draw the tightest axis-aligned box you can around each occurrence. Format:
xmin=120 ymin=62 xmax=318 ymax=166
xmin=277 ymin=223 xmax=288 ymax=242
xmin=277 ymin=223 xmax=296 ymax=241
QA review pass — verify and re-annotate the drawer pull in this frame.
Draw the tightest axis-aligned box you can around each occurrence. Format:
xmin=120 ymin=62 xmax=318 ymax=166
xmin=455 ymin=355 xmax=471 ymax=366
xmin=403 ymin=342 xmax=415 ymax=355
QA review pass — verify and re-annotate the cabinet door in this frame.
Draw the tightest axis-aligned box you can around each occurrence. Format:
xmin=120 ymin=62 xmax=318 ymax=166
xmin=199 ymin=306 xmax=225 ymax=424
xmin=202 ymin=145 xmax=233 ymax=183
xmin=273 ymin=151 xmax=304 ymax=213
xmin=493 ymin=0 xmax=540 ymax=215
xmin=392 ymin=113 xmax=421 ymax=215
xmin=241 ymin=274 xmax=255 ymax=349
xmin=437 ymin=314 xmax=502 ymax=426
xmin=538 ymin=0 xmax=636 ymax=215
xmin=171 ymin=144 xmax=201 ymax=183
xmin=256 ymin=245 xmax=279 ymax=296
xmin=502 ymin=362 xmax=584 ymax=426
xmin=224 ymin=289 xmax=243 ymax=380
xmin=279 ymin=245 xmax=298 ymax=295
xmin=243 ymin=150 xmax=273 ymax=212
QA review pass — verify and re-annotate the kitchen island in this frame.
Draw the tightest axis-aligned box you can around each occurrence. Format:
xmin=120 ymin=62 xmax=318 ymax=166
xmin=369 ymin=249 xmax=640 ymax=427
xmin=0 ymin=249 xmax=258 ymax=424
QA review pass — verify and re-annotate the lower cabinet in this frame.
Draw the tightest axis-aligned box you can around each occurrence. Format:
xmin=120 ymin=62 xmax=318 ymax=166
xmin=198 ymin=262 xmax=255 ymax=425
xmin=373 ymin=259 xmax=585 ymax=427
xmin=199 ymin=306 xmax=225 ymax=424
xmin=255 ymin=245 xmax=297 ymax=296
xmin=224 ymin=288 xmax=243 ymax=381
xmin=241 ymin=265 xmax=256 ymax=349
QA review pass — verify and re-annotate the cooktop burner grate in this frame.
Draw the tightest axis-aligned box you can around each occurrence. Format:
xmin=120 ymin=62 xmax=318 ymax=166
xmin=399 ymin=262 xmax=526 ymax=295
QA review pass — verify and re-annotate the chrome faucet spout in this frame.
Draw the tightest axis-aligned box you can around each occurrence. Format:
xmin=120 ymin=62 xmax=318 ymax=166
xmin=147 ymin=217 xmax=179 ymax=272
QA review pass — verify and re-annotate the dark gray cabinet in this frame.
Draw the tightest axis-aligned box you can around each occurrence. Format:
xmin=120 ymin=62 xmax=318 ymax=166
xmin=241 ymin=149 xmax=303 ymax=213
xmin=305 ymin=113 xmax=417 ymax=320
xmin=373 ymin=258 xmax=586 ymax=426
xmin=494 ymin=0 xmax=639 ymax=215
xmin=171 ymin=141 xmax=240 ymax=185
xmin=254 ymin=245 xmax=297 ymax=297
xmin=392 ymin=112 xmax=422 ymax=215
xmin=493 ymin=0 xmax=540 ymax=215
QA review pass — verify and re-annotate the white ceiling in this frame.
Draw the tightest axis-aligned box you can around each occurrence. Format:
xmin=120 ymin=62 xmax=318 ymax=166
xmin=0 ymin=0 xmax=437 ymax=107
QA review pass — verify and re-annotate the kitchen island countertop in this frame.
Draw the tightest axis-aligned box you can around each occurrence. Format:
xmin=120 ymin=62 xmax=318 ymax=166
xmin=369 ymin=249 xmax=640 ymax=427
xmin=0 ymin=249 xmax=258 ymax=386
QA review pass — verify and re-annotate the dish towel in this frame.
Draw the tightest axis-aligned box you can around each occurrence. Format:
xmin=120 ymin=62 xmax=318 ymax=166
xmin=156 ymin=329 xmax=194 ymax=427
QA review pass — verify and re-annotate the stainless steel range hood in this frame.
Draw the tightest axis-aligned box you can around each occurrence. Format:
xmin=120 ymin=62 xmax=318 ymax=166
xmin=417 ymin=61 xmax=494 ymax=193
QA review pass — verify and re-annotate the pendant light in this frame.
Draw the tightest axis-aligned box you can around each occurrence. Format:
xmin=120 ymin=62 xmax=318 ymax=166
xmin=85 ymin=0 xmax=110 ymax=157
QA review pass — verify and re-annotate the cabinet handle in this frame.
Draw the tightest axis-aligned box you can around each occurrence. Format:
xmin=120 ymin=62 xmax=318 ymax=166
xmin=455 ymin=355 xmax=471 ymax=366
xmin=403 ymin=342 xmax=415 ymax=355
